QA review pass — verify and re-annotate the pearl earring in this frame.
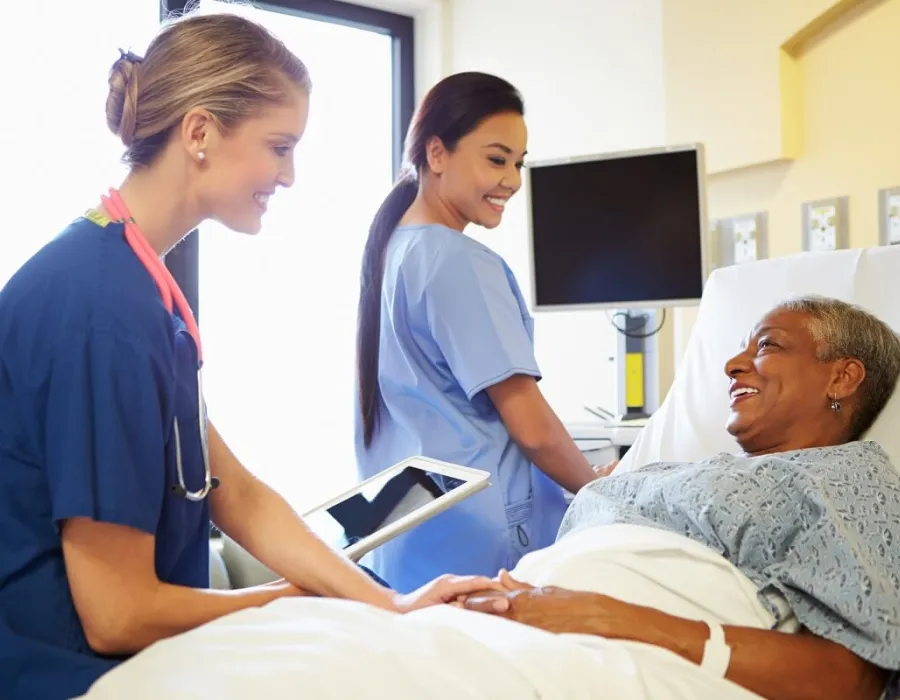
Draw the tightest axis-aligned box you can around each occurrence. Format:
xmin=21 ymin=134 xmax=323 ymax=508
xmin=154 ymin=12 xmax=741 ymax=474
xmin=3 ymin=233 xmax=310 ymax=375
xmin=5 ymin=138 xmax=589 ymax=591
xmin=830 ymin=395 xmax=841 ymax=412
xmin=197 ymin=151 xmax=206 ymax=162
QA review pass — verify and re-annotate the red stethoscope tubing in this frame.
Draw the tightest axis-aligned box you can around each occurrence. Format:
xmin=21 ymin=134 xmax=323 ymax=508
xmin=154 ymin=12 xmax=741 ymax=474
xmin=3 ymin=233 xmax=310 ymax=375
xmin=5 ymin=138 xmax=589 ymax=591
xmin=100 ymin=188 xmax=203 ymax=362
xmin=100 ymin=188 xmax=217 ymax=501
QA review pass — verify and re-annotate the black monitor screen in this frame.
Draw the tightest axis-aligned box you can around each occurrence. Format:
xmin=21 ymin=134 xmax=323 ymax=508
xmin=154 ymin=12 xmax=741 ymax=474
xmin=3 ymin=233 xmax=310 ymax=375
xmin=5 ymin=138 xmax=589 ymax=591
xmin=528 ymin=148 xmax=705 ymax=309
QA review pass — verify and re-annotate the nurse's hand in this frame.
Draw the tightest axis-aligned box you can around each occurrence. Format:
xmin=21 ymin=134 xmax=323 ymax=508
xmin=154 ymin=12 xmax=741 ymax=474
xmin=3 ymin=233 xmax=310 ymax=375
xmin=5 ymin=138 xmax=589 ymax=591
xmin=592 ymin=459 xmax=619 ymax=477
xmin=392 ymin=574 xmax=507 ymax=613
xmin=448 ymin=569 xmax=531 ymax=608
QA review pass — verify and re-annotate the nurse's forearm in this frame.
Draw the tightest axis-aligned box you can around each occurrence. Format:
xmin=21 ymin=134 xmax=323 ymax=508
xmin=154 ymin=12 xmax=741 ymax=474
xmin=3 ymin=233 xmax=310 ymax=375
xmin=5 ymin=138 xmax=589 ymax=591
xmin=62 ymin=516 xmax=304 ymax=657
xmin=107 ymin=580 xmax=301 ymax=655
xmin=206 ymin=422 xmax=397 ymax=610
xmin=226 ymin=478 xmax=396 ymax=607
xmin=523 ymin=434 xmax=597 ymax=494
xmin=485 ymin=376 xmax=597 ymax=494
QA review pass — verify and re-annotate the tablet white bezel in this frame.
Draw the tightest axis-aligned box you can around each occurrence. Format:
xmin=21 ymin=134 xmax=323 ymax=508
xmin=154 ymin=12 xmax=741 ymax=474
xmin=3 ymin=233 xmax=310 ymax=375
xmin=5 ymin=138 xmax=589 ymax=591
xmin=301 ymin=456 xmax=492 ymax=561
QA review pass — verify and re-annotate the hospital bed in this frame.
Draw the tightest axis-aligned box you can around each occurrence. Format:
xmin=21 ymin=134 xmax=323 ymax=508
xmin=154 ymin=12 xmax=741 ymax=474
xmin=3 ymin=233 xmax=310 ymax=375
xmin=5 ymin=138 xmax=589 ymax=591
xmin=617 ymin=243 xmax=900 ymax=475
xmin=80 ymin=244 xmax=900 ymax=699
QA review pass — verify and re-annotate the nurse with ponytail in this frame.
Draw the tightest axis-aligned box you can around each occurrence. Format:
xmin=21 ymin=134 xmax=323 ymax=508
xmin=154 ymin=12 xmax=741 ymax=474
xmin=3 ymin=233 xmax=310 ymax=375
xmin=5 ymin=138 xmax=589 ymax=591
xmin=355 ymin=72 xmax=598 ymax=593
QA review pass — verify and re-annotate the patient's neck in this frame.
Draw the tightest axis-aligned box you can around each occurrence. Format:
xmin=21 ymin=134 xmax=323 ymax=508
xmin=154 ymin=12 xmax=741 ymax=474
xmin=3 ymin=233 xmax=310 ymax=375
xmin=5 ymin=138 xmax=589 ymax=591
xmin=743 ymin=434 xmax=847 ymax=457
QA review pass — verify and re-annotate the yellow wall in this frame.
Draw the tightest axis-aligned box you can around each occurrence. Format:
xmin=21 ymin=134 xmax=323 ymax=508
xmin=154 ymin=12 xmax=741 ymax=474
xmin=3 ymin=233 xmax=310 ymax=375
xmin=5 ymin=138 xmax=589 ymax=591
xmin=663 ymin=0 xmax=900 ymax=368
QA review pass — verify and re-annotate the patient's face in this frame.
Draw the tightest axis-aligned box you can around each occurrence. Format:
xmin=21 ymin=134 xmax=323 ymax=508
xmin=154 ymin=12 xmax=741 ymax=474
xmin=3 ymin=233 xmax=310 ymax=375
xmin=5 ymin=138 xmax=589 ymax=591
xmin=723 ymin=309 xmax=841 ymax=454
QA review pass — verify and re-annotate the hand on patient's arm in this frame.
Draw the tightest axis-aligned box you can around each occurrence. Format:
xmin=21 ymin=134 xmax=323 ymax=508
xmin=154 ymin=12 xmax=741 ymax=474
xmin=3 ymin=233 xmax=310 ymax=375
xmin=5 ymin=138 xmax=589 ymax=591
xmin=486 ymin=375 xmax=597 ymax=494
xmin=450 ymin=569 xmax=532 ymax=608
xmin=464 ymin=575 xmax=888 ymax=700
xmin=62 ymin=517 xmax=304 ymax=656
xmin=206 ymin=421 xmax=502 ymax=613
xmin=592 ymin=460 xmax=618 ymax=478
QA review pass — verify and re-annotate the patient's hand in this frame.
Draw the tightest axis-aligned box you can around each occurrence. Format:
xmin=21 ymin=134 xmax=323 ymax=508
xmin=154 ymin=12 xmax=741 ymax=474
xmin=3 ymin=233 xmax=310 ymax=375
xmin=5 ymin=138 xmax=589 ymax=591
xmin=394 ymin=574 xmax=507 ymax=612
xmin=449 ymin=569 xmax=530 ymax=608
xmin=463 ymin=571 xmax=639 ymax=636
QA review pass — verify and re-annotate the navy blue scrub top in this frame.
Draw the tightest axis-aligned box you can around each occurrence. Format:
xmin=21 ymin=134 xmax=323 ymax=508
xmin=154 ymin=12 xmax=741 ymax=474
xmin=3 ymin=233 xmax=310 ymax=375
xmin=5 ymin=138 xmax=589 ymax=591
xmin=0 ymin=213 xmax=211 ymax=699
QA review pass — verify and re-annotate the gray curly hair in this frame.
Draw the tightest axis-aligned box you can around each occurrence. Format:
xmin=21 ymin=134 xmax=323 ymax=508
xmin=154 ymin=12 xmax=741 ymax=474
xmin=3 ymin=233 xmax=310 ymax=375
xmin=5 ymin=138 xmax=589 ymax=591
xmin=775 ymin=295 xmax=900 ymax=440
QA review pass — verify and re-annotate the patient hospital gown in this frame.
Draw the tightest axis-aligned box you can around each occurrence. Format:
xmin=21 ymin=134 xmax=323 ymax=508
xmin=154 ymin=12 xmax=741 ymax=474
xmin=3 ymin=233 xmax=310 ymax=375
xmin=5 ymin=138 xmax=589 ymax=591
xmin=559 ymin=440 xmax=900 ymax=676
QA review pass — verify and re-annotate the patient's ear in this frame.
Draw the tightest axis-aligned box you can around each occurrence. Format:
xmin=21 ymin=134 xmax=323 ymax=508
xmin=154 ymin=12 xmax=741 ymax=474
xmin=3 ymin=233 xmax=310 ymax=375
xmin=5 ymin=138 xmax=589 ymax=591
xmin=830 ymin=357 xmax=866 ymax=401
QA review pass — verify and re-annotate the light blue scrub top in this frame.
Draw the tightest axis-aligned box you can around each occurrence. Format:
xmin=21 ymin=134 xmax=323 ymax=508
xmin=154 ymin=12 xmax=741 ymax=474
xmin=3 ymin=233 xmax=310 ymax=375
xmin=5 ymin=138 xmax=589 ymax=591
xmin=0 ymin=215 xmax=211 ymax=699
xmin=356 ymin=224 xmax=569 ymax=592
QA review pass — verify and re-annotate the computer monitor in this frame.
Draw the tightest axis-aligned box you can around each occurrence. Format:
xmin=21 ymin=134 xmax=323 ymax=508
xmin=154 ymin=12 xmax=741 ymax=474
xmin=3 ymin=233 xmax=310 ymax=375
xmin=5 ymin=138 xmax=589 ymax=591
xmin=525 ymin=144 xmax=709 ymax=421
xmin=526 ymin=143 xmax=709 ymax=311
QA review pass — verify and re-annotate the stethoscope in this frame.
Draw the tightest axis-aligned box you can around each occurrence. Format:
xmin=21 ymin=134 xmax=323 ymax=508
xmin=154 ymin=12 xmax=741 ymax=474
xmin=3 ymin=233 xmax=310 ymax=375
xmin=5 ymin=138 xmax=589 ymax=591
xmin=101 ymin=188 xmax=220 ymax=502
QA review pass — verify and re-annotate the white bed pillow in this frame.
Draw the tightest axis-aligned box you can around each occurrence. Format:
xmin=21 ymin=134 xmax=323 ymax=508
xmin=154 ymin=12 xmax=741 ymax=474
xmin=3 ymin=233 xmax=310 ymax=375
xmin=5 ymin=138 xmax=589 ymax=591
xmin=618 ymin=245 xmax=900 ymax=473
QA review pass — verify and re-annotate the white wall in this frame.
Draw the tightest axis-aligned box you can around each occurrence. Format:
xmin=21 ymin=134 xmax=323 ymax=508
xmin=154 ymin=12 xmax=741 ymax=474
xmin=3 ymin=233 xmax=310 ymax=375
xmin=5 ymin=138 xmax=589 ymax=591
xmin=445 ymin=0 xmax=666 ymax=421
xmin=350 ymin=0 xmax=449 ymax=101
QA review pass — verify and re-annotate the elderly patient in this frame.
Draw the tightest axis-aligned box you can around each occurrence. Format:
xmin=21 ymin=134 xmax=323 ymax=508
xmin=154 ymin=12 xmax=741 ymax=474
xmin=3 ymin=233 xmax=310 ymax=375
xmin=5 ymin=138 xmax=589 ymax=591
xmin=462 ymin=296 xmax=900 ymax=700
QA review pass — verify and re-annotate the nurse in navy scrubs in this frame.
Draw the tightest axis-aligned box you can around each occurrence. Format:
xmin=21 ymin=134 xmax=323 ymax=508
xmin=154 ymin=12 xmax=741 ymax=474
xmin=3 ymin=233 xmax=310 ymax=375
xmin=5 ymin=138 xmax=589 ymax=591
xmin=0 ymin=11 xmax=496 ymax=700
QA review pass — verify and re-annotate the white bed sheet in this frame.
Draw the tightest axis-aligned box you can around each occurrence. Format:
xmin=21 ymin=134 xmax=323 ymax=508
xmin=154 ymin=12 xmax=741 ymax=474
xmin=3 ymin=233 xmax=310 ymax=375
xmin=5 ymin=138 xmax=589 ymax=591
xmin=79 ymin=525 xmax=777 ymax=700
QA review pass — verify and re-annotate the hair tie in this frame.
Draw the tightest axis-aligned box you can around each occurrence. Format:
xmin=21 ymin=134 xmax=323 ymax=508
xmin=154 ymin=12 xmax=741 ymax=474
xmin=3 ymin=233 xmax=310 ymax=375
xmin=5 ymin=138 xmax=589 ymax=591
xmin=118 ymin=48 xmax=143 ymax=64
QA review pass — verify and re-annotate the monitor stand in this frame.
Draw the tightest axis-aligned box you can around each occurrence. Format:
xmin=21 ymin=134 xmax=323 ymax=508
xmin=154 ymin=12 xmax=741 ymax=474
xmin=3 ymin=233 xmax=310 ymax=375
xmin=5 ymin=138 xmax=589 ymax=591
xmin=616 ymin=310 xmax=653 ymax=421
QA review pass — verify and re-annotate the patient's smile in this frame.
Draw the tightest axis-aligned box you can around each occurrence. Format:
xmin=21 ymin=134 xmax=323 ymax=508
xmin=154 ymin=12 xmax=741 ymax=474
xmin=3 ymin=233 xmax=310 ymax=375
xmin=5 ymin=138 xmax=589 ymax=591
xmin=729 ymin=384 xmax=759 ymax=406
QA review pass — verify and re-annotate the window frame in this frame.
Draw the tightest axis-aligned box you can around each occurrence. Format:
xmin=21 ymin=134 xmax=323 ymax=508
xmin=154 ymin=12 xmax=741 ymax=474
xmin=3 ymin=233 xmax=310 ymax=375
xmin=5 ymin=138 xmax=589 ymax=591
xmin=160 ymin=0 xmax=415 ymax=321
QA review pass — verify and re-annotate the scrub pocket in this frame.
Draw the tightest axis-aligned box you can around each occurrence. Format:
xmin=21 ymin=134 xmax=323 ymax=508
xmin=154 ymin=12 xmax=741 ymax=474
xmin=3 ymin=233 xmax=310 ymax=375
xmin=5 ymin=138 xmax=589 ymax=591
xmin=505 ymin=495 xmax=535 ymax=567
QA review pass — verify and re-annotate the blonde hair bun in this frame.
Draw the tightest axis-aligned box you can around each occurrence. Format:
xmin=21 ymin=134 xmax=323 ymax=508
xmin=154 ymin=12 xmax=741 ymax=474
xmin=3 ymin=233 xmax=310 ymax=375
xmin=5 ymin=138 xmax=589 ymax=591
xmin=106 ymin=50 xmax=143 ymax=146
xmin=105 ymin=12 xmax=310 ymax=167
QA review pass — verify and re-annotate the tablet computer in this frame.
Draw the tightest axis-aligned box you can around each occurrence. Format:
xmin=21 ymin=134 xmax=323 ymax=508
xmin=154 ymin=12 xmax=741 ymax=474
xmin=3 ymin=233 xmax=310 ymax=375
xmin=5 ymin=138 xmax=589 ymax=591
xmin=302 ymin=456 xmax=491 ymax=562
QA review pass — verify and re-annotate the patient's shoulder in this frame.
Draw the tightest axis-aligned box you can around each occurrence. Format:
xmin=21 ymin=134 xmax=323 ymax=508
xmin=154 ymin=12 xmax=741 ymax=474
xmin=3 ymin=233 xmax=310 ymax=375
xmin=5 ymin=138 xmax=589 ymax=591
xmin=625 ymin=442 xmax=893 ymax=474
xmin=774 ymin=440 xmax=897 ymax=478
xmin=799 ymin=439 xmax=889 ymax=461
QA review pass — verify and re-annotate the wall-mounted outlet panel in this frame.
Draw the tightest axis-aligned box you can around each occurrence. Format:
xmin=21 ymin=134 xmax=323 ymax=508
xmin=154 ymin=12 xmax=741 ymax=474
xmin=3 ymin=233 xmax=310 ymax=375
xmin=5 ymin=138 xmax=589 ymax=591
xmin=878 ymin=187 xmax=900 ymax=246
xmin=733 ymin=216 xmax=759 ymax=264
xmin=709 ymin=220 xmax=721 ymax=270
xmin=714 ymin=212 xmax=768 ymax=267
xmin=802 ymin=196 xmax=848 ymax=252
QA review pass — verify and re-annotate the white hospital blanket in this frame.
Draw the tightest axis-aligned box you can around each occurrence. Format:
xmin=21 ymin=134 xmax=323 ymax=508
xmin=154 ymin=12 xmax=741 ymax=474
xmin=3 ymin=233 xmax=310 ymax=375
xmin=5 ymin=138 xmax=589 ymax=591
xmin=79 ymin=525 xmax=789 ymax=700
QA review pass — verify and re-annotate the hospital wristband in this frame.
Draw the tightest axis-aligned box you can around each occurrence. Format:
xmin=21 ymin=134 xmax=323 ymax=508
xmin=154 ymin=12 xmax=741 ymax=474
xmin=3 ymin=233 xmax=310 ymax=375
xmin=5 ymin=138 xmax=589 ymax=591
xmin=700 ymin=621 xmax=732 ymax=677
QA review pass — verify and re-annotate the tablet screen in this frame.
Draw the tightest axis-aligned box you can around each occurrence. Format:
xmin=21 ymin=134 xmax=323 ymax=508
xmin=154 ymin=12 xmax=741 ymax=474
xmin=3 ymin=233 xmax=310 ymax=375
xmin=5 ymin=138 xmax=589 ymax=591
xmin=305 ymin=466 xmax=464 ymax=551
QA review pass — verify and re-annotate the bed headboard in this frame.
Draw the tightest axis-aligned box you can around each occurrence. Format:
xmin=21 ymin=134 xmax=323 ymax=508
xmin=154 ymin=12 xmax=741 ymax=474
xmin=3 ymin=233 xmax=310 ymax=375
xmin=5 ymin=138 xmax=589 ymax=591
xmin=618 ymin=245 xmax=900 ymax=472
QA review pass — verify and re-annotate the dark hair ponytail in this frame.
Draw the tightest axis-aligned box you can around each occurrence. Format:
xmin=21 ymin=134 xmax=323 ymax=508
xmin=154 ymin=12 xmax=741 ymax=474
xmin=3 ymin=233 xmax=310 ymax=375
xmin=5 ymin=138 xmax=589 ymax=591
xmin=356 ymin=71 xmax=525 ymax=449
xmin=356 ymin=172 xmax=417 ymax=448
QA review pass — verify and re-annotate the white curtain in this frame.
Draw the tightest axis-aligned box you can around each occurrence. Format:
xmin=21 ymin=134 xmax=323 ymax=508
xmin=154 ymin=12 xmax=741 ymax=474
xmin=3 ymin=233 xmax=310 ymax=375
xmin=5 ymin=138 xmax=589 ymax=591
xmin=197 ymin=1 xmax=395 ymax=513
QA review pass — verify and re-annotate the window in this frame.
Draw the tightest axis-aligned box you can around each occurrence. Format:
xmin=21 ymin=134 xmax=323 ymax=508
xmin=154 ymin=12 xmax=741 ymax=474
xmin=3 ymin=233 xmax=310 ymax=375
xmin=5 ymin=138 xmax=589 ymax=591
xmin=181 ymin=0 xmax=415 ymax=511
xmin=0 ymin=0 xmax=160 ymax=286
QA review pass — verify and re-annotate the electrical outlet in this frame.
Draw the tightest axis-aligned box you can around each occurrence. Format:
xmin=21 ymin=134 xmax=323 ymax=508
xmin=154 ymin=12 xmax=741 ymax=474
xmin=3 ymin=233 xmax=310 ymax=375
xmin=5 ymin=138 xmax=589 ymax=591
xmin=809 ymin=205 xmax=837 ymax=251
xmin=878 ymin=187 xmax=900 ymax=246
xmin=803 ymin=196 xmax=848 ymax=252
xmin=714 ymin=212 xmax=767 ymax=267
xmin=733 ymin=216 xmax=758 ymax=263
